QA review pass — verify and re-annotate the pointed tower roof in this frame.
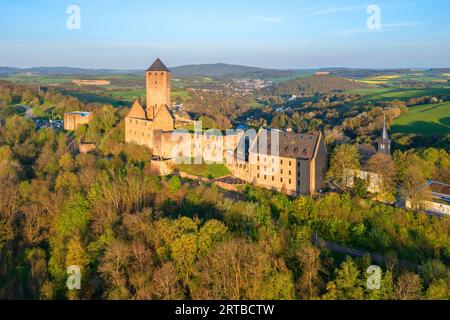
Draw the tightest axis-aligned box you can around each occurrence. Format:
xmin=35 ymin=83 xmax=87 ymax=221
xmin=381 ymin=115 xmax=390 ymax=141
xmin=147 ymin=58 xmax=170 ymax=72
xmin=127 ymin=100 xmax=146 ymax=119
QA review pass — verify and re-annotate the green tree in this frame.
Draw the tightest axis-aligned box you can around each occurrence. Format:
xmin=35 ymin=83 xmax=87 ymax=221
xmin=171 ymin=233 xmax=198 ymax=285
xmin=327 ymin=144 xmax=361 ymax=187
xmin=324 ymin=257 xmax=365 ymax=300
xmin=425 ymin=279 xmax=448 ymax=300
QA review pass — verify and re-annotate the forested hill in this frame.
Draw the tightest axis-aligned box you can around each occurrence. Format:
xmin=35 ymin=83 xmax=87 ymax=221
xmin=266 ymin=75 xmax=368 ymax=95
xmin=0 ymin=66 xmax=128 ymax=76
xmin=171 ymin=63 xmax=297 ymax=79
xmin=0 ymin=64 xmax=296 ymax=79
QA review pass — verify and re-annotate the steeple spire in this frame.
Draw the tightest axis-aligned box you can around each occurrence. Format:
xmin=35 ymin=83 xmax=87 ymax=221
xmin=378 ymin=114 xmax=392 ymax=156
xmin=381 ymin=115 xmax=389 ymax=141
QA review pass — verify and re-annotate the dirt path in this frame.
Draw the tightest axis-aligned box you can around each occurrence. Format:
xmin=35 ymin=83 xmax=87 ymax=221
xmin=312 ymin=235 xmax=420 ymax=271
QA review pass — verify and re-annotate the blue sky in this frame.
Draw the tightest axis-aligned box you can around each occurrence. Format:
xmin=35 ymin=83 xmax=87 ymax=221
xmin=1 ymin=0 xmax=449 ymax=69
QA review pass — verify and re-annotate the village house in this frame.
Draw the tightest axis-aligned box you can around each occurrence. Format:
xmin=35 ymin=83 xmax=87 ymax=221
xmin=64 ymin=111 xmax=93 ymax=131
xmin=405 ymin=180 xmax=450 ymax=216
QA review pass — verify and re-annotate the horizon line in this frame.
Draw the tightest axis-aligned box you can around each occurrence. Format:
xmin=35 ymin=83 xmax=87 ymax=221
xmin=1 ymin=64 xmax=449 ymax=72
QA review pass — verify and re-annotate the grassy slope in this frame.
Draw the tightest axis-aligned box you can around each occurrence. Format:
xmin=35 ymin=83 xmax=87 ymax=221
xmin=175 ymin=162 xmax=231 ymax=179
xmin=346 ymin=87 xmax=450 ymax=102
xmin=392 ymin=102 xmax=450 ymax=134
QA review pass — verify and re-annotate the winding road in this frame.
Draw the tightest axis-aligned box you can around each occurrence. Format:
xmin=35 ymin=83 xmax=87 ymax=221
xmin=20 ymin=105 xmax=33 ymax=119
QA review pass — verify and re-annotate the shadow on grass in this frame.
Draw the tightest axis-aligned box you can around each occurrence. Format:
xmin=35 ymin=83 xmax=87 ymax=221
xmin=392 ymin=120 xmax=450 ymax=135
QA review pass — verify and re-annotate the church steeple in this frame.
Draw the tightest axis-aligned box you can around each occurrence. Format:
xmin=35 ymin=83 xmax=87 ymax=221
xmin=378 ymin=115 xmax=391 ymax=155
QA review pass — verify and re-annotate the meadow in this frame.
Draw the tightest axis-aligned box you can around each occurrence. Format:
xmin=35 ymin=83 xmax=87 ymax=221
xmin=64 ymin=88 xmax=190 ymax=106
xmin=346 ymin=87 xmax=450 ymax=102
xmin=174 ymin=161 xmax=231 ymax=179
xmin=391 ymin=102 xmax=450 ymax=134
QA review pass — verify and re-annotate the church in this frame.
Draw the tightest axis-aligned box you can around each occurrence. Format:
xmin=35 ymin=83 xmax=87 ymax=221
xmin=125 ymin=58 xmax=328 ymax=195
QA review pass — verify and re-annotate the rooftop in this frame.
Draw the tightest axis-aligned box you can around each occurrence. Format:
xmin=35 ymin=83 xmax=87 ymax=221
xmin=66 ymin=111 xmax=92 ymax=117
xmin=147 ymin=58 xmax=170 ymax=72
xmin=428 ymin=180 xmax=450 ymax=198
xmin=250 ymin=129 xmax=320 ymax=160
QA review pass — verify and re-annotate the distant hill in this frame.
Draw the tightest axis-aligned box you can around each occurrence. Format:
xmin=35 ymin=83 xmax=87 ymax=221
xmin=170 ymin=63 xmax=297 ymax=79
xmin=267 ymin=75 xmax=367 ymax=95
xmin=0 ymin=66 xmax=137 ymax=76
xmin=0 ymin=64 xmax=296 ymax=79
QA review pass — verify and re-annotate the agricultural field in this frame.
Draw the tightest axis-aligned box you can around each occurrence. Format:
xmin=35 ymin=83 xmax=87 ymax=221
xmin=355 ymin=75 xmax=401 ymax=85
xmin=391 ymin=102 xmax=450 ymax=134
xmin=0 ymin=72 xmax=196 ymax=107
xmin=346 ymin=87 xmax=450 ymax=102
xmin=352 ymin=70 xmax=450 ymax=85
xmin=0 ymin=74 xmax=76 ymax=85
xmin=63 ymin=86 xmax=191 ymax=107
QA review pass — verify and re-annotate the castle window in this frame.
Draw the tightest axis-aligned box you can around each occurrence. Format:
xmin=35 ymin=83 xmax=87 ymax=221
xmin=281 ymin=160 xmax=283 ymax=165
xmin=281 ymin=169 xmax=283 ymax=174
xmin=272 ymin=176 xmax=274 ymax=181
xmin=280 ymin=178 xmax=283 ymax=183
xmin=289 ymin=161 xmax=292 ymax=166
xmin=289 ymin=179 xmax=292 ymax=184
xmin=264 ymin=175 xmax=267 ymax=180
xmin=289 ymin=170 xmax=291 ymax=175
xmin=257 ymin=174 xmax=260 ymax=179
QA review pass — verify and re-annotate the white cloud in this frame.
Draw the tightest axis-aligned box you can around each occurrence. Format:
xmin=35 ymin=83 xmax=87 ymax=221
xmin=307 ymin=5 xmax=366 ymax=16
xmin=332 ymin=22 xmax=422 ymax=35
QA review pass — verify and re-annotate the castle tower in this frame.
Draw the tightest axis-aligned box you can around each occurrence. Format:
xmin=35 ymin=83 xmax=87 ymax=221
xmin=378 ymin=115 xmax=391 ymax=155
xmin=146 ymin=58 xmax=171 ymax=119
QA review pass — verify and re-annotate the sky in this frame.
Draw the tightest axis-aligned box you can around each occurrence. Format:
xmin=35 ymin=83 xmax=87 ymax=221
xmin=1 ymin=0 xmax=450 ymax=69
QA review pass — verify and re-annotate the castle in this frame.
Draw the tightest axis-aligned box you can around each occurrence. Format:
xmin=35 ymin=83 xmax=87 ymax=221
xmin=125 ymin=59 xmax=328 ymax=195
